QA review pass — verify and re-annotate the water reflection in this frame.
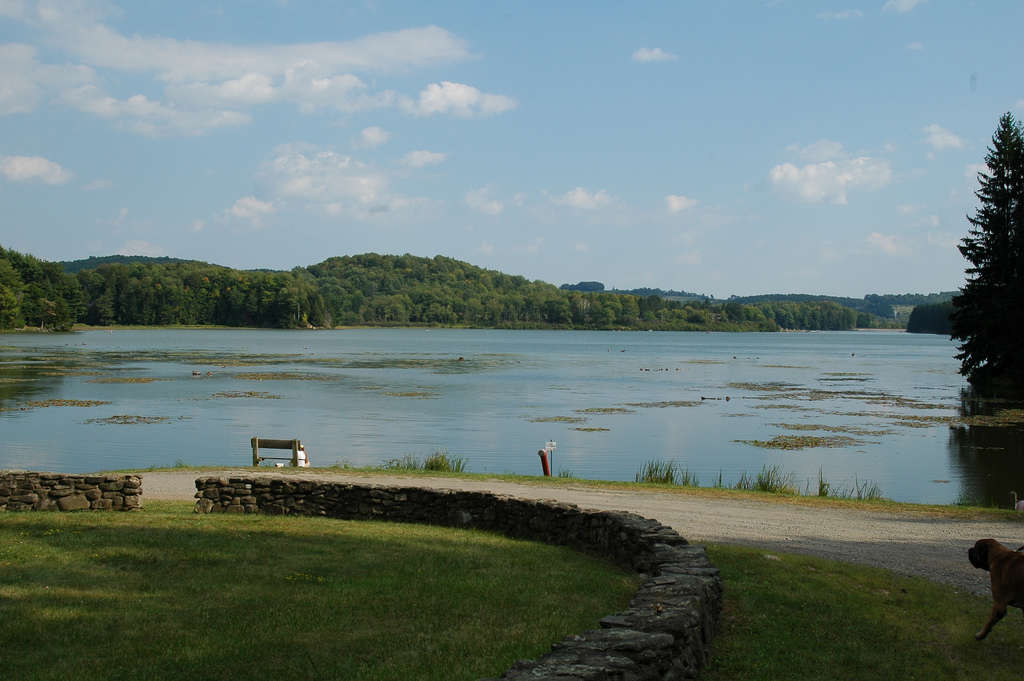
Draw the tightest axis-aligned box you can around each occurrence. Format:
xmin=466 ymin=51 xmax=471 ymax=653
xmin=949 ymin=389 xmax=1024 ymax=507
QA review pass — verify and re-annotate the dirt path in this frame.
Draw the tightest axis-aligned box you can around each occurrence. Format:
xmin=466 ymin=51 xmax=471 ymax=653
xmin=140 ymin=469 xmax=1024 ymax=596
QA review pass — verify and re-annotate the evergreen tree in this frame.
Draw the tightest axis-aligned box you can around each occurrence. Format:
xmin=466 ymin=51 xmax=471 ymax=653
xmin=951 ymin=113 xmax=1024 ymax=387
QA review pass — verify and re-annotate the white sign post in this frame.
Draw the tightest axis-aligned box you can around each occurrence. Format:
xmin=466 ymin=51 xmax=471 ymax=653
xmin=545 ymin=441 xmax=557 ymax=476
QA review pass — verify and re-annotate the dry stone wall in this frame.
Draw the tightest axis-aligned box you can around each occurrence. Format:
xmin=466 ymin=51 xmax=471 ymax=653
xmin=194 ymin=475 xmax=722 ymax=680
xmin=0 ymin=471 xmax=142 ymax=511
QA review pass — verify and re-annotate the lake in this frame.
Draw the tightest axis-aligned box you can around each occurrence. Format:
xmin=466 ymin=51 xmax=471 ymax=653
xmin=2 ymin=328 xmax=1021 ymax=505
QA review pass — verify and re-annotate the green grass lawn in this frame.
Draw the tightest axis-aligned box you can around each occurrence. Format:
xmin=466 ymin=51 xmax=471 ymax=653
xmin=0 ymin=502 xmax=638 ymax=681
xmin=704 ymin=544 xmax=1024 ymax=681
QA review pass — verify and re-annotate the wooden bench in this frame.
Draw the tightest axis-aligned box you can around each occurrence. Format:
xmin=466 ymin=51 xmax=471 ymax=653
xmin=251 ymin=437 xmax=309 ymax=467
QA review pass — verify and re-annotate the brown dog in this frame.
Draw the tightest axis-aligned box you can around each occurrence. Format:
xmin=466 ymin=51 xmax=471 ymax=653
xmin=968 ymin=538 xmax=1024 ymax=639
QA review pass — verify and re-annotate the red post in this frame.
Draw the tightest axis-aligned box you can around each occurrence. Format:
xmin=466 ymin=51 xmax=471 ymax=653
xmin=537 ymin=449 xmax=551 ymax=476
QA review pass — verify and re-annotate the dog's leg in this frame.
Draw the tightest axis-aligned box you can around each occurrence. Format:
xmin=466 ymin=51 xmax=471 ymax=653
xmin=976 ymin=603 xmax=1007 ymax=640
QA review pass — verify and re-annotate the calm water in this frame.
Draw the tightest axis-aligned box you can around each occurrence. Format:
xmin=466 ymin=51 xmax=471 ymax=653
xmin=1 ymin=329 xmax=1021 ymax=505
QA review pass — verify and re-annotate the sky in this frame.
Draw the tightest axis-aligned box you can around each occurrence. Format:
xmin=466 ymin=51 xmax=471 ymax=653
xmin=1 ymin=0 xmax=1022 ymax=298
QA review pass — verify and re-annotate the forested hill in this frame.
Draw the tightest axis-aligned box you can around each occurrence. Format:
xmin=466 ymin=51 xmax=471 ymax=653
xmin=725 ymin=292 xmax=957 ymax=319
xmin=59 ymin=255 xmax=199 ymax=274
xmin=2 ymin=246 xmax=895 ymax=332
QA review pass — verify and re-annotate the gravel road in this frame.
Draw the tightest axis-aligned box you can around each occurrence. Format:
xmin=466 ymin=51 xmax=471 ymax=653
xmin=140 ymin=469 xmax=1024 ymax=596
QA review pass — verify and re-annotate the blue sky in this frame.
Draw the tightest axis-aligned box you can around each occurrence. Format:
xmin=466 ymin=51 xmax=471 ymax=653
xmin=1 ymin=0 xmax=1021 ymax=297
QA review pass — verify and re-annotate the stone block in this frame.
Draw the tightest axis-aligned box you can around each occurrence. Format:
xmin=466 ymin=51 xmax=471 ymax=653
xmin=58 ymin=494 xmax=91 ymax=511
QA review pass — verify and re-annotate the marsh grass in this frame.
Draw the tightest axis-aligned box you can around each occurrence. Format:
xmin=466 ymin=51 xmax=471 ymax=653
xmin=383 ymin=451 xmax=468 ymax=473
xmin=735 ymin=465 xmax=796 ymax=494
xmin=634 ymin=460 xmax=699 ymax=487
xmin=703 ymin=544 xmax=1024 ymax=681
xmin=0 ymin=502 xmax=637 ymax=681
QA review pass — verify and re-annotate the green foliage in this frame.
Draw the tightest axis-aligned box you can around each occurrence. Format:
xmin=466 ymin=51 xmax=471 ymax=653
xmin=3 ymin=247 xmax=898 ymax=333
xmin=59 ymin=254 xmax=197 ymax=274
xmin=906 ymin=301 xmax=953 ymax=335
xmin=0 ymin=245 xmax=80 ymax=330
xmin=952 ymin=113 xmax=1024 ymax=387
xmin=75 ymin=260 xmax=326 ymax=328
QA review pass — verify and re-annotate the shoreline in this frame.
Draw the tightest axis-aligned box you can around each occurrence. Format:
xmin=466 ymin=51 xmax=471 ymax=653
xmin=0 ymin=324 xmax=912 ymax=334
xmin=130 ymin=466 xmax=1020 ymax=596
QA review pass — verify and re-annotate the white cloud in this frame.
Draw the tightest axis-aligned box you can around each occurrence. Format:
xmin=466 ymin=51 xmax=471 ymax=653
xmin=906 ymin=41 xmax=924 ymax=51
xmin=927 ymin=232 xmax=959 ymax=251
xmin=818 ymin=9 xmax=863 ymax=20
xmin=465 ymin=187 xmax=503 ymax=215
xmin=357 ymin=126 xmax=389 ymax=149
xmin=0 ymin=1 xmax=28 ymax=19
xmin=478 ymin=241 xmax=495 ymax=256
xmin=923 ymin=124 xmax=964 ymax=151
xmin=883 ymin=0 xmax=926 ymax=13
xmin=897 ymin=204 xmax=918 ymax=215
xmin=526 ymin=237 xmax=544 ymax=253
xmin=32 ymin=11 xmax=469 ymax=83
xmin=400 ymin=150 xmax=446 ymax=168
xmin=0 ymin=43 xmax=93 ymax=115
xmin=403 ymin=81 xmax=517 ymax=118
xmin=786 ymin=139 xmax=845 ymax=162
xmin=1017 ymin=98 xmax=1024 ymax=111
xmin=866 ymin=232 xmax=910 ymax=256
xmin=82 ymin=178 xmax=112 ymax=191
xmin=675 ymin=251 xmax=701 ymax=265
xmin=552 ymin=187 xmax=612 ymax=210
xmin=61 ymin=84 xmax=251 ymax=136
xmin=257 ymin=144 xmax=428 ymax=219
xmin=964 ymin=163 xmax=986 ymax=181
xmin=0 ymin=154 xmax=73 ymax=184
xmin=632 ymin=47 xmax=677 ymax=63
xmin=575 ymin=242 xmax=590 ymax=253
xmin=118 ymin=240 xmax=165 ymax=257
xmin=769 ymin=158 xmax=892 ymax=204
xmin=3 ymin=11 xmax=467 ymax=133
xmin=190 ymin=219 xmax=205 ymax=232
xmin=665 ymin=194 xmax=698 ymax=213
xmin=230 ymin=196 xmax=275 ymax=220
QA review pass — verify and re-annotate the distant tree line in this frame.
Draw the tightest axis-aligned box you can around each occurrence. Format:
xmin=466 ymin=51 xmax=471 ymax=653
xmin=561 ymin=280 xmax=951 ymax=323
xmin=1 ymin=247 xmax=882 ymax=332
xmin=0 ymin=245 xmax=81 ymax=330
xmin=906 ymin=301 xmax=954 ymax=335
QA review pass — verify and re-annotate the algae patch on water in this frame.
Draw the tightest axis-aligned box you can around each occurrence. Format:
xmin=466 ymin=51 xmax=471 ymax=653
xmin=1 ymin=399 xmax=112 ymax=412
xmin=211 ymin=391 xmax=282 ymax=400
xmin=733 ymin=434 xmax=867 ymax=450
xmin=529 ymin=416 xmax=587 ymax=424
xmin=770 ymin=422 xmax=895 ymax=436
xmin=88 ymin=376 xmax=164 ymax=384
xmin=622 ymin=401 xmax=702 ymax=408
xmin=26 ymin=399 xmax=112 ymax=408
xmin=573 ymin=407 xmax=636 ymax=415
xmin=956 ymin=408 xmax=1024 ymax=427
xmin=85 ymin=415 xmax=172 ymax=425
xmin=234 ymin=372 xmax=337 ymax=382
xmin=573 ymin=427 xmax=610 ymax=432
